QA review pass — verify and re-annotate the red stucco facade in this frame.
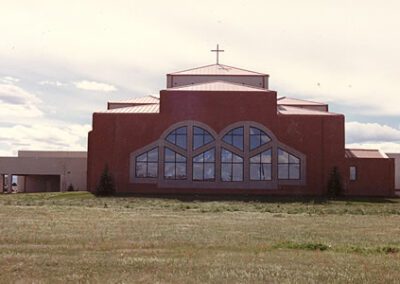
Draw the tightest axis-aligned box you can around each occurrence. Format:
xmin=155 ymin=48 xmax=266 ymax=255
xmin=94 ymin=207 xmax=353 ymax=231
xmin=87 ymin=64 xmax=395 ymax=197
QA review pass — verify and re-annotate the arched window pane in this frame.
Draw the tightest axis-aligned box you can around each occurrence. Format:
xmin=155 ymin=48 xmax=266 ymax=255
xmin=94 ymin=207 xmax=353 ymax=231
xmin=223 ymin=127 xmax=244 ymax=150
xmin=193 ymin=126 xmax=214 ymax=150
xmin=135 ymin=147 xmax=158 ymax=178
xmin=250 ymin=149 xmax=272 ymax=180
xmin=250 ymin=127 xmax=271 ymax=150
xmin=278 ymin=164 xmax=289 ymax=179
xmin=221 ymin=148 xmax=243 ymax=181
xmin=136 ymin=153 xmax=147 ymax=162
xmin=289 ymin=164 xmax=300 ymax=179
xmin=164 ymin=147 xmax=187 ymax=180
xmin=278 ymin=148 xmax=300 ymax=180
xmin=165 ymin=148 xmax=175 ymax=162
xmin=278 ymin=149 xmax=289 ymax=163
xmin=289 ymin=155 xmax=300 ymax=164
xmin=204 ymin=164 xmax=215 ymax=180
xmin=147 ymin=148 xmax=158 ymax=162
xmin=166 ymin=127 xmax=187 ymax=150
xmin=193 ymin=148 xmax=215 ymax=181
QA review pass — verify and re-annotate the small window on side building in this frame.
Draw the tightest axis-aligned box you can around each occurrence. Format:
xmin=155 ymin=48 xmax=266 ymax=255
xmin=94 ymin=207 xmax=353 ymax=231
xmin=349 ymin=166 xmax=357 ymax=181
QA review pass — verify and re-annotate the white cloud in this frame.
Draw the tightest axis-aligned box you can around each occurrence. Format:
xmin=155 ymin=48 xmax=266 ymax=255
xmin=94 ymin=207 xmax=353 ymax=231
xmin=346 ymin=121 xmax=400 ymax=153
xmin=1 ymin=76 xmax=19 ymax=84
xmin=0 ymin=84 xmax=43 ymax=122
xmin=0 ymin=123 xmax=90 ymax=156
xmin=0 ymin=83 xmax=40 ymax=105
xmin=73 ymin=80 xmax=117 ymax=92
xmin=346 ymin=121 xmax=400 ymax=144
xmin=39 ymin=80 xmax=66 ymax=87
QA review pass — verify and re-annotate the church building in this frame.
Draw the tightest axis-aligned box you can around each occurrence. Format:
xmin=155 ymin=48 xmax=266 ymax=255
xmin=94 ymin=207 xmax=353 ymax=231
xmin=87 ymin=50 xmax=395 ymax=197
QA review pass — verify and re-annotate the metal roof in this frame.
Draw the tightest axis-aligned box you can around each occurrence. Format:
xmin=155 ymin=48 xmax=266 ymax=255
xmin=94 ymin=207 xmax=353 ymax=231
xmin=99 ymin=104 xmax=160 ymax=114
xmin=18 ymin=151 xmax=87 ymax=158
xmin=345 ymin=149 xmax=388 ymax=159
xmin=167 ymin=80 xmax=268 ymax=92
xmin=278 ymin=97 xmax=327 ymax=106
xmin=278 ymin=105 xmax=339 ymax=116
xmin=108 ymin=95 xmax=159 ymax=104
xmin=169 ymin=64 xmax=267 ymax=76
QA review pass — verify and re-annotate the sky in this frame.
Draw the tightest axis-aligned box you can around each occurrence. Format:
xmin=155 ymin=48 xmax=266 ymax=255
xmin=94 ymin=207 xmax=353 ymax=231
xmin=0 ymin=0 xmax=400 ymax=156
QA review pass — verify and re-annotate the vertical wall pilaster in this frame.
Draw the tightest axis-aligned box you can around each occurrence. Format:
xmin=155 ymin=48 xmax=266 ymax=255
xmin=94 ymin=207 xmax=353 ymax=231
xmin=7 ymin=174 xmax=13 ymax=193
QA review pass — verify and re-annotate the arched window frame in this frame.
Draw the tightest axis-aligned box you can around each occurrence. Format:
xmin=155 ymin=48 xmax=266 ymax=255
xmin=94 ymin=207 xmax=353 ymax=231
xmin=130 ymin=120 xmax=306 ymax=189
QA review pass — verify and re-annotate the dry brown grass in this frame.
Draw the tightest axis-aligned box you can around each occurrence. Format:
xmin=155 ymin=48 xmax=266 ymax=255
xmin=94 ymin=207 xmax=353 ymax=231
xmin=0 ymin=192 xmax=399 ymax=283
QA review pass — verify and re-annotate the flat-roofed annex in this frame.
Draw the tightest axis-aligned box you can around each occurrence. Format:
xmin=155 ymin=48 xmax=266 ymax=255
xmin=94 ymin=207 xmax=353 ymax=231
xmin=345 ymin=149 xmax=389 ymax=159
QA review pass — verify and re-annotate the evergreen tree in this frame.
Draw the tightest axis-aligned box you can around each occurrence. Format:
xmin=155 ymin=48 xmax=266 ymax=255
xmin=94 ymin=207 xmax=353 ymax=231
xmin=327 ymin=166 xmax=342 ymax=197
xmin=96 ymin=165 xmax=115 ymax=196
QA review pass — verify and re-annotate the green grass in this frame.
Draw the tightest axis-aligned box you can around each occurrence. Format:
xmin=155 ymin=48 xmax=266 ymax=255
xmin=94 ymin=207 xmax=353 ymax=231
xmin=0 ymin=192 xmax=399 ymax=283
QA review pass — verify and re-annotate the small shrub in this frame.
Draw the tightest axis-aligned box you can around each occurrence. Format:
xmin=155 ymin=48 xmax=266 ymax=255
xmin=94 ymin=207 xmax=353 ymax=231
xmin=274 ymin=241 xmax=330 ymax=251
xmin=379 ymin=246 xmax=399 ymax=254
xmin=67 ymin=184 xmax=74 ymax=192
xmin=96 ymin=165 xmax=115 ymax=196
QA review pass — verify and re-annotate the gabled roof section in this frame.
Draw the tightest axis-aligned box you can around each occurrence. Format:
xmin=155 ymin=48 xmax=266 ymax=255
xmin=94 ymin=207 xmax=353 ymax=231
xmin=345 ymin=149 xmax=388 ymax=159
xmin=167 ymin=80 xmax=269 ymax=92
xmin=108 ymin=95 xmax=159 ymax=104
xmin=278 ymin=97 xmax=327 ymax=106
xmin=99 ymin=104 xmax=160 ymax=114
xmin=277 ymin=105 xmax=339 ymax=116
xmin=169 ymin=64 xmax=267 ymax=76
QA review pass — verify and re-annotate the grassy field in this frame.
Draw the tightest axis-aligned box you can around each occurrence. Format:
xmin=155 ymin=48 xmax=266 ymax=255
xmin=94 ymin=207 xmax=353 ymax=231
xmin=0 ymin=192 xmax=399 ymax=283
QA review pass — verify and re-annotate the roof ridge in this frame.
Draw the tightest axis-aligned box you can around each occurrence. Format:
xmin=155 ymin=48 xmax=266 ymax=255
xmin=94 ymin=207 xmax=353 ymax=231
xmin=100 ymin=104 xmax=160 ymax=114
xmin=278 ymin=97 xmax=327 ymax=105
xmin=168 ymin=63 xmax=267 ymax=76
xmin=108 ymin=95 xmax=159 ymax=104
xmin=278 ymin=105 xmax=340 ymax=116
xmin=346 ymin=148 xmax=381 ymax=151
xmin=168 ymin=63 xmax=217 ymax=75
xmin=216 ymin=63 xmax=267 ymax=76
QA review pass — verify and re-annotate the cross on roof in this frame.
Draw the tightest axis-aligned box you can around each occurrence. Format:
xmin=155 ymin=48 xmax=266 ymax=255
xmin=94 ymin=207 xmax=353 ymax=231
xmin=211 ymin=44 xmax=224 ymax=64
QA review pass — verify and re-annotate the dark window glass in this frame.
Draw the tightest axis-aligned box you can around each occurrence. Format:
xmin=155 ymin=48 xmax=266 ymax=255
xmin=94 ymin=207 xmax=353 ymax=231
xmin=250 ymin=127 xmax=271 ymax=150
xmin=222 ymin=127 xmax=244 ymax=150
xmin=166 ymin=127 xmax=187 ymax=150
xmin=278 ymin=148 xmax=300 ymax=180
xmin=350 ymin=166 xmax=357 ymax=181
xmin=135 ymin=148 xmax=158 ymax=178
xmin=192 ymin=148 xmax=215 ymax=181
xmin=250 ymin=149 xmax=272 ymax=180
xmin=164 ymin=147 xmax=187 ymax=180
xmin=221 ymin=148 xmax=243 ymax=181
xmin=193 ymin=126 xmax=214 ymax=150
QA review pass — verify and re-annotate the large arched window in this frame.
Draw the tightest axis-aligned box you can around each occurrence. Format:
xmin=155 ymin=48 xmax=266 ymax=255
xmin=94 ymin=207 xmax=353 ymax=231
xmin=131 ymin=121 xmax=305 ymax=188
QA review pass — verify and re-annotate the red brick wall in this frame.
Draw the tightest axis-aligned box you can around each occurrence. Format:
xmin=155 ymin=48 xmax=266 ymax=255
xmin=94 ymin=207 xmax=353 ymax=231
xmin=87 ymin=89 xmax=391 ymax=197
xmin=343 ymin=158 xmax=395 ymax=197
